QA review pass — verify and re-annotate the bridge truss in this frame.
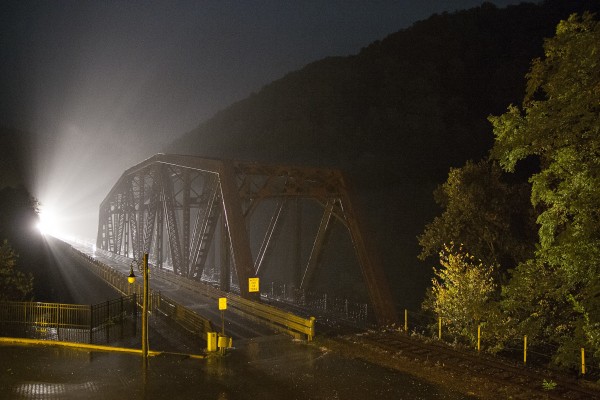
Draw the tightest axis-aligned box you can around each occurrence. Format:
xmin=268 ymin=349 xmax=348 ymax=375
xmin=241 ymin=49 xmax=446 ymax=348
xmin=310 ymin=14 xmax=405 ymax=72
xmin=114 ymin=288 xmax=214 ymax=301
xmin=97 ymin=154 xmax=396 ymax=325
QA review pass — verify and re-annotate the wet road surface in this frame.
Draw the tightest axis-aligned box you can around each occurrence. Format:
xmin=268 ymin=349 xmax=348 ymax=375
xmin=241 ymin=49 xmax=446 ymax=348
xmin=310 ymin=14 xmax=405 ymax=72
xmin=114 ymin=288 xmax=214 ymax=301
xmin=0 ymin=335 xmax=474 ymax=400
xmin=4 ymin=238 xmax=473 ymax=398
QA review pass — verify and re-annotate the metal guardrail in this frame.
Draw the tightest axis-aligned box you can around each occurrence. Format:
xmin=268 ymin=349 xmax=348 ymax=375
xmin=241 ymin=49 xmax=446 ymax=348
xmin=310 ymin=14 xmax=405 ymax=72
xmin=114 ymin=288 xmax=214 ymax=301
xmin=155 ymin=295 xmax=214 ymax=337
xmin=229 ymin=293 xmax=316 ymax=340
xmin=151 ymin=268 xmax=316 ymax=340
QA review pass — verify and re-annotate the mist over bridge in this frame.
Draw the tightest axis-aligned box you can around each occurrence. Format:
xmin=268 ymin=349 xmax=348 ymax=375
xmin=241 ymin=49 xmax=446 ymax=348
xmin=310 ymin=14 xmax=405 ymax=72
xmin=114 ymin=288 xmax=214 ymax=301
xmin=96 ymin=154 xmax=397 ymax=326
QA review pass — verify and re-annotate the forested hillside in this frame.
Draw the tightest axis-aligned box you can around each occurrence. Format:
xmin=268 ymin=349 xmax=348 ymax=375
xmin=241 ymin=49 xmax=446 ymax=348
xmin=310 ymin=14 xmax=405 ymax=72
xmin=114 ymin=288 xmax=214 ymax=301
xmin=168 ymin=0 xmax=600 ymax=309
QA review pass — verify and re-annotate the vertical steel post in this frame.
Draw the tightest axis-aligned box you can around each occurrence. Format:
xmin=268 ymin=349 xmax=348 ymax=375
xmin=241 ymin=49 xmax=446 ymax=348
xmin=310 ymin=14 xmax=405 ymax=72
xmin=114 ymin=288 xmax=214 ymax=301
xmin=524 ymin=335 xmax=527 ymax=365
xmin=581 ymin=347 xmax=586 ymax=375
xmin=182 ymin=170 xmax=191 ymax=276
xmin=220 ymin=217 xmax=231 ymax=291
xmin=156 ymin=173 xmax=164 ymax=269
xmin=221 ymin=310 xmax=225 ymax=336
xmin=124 ymin=213 xmax=129 ymax=257
xmin=219 ymin=160 xmax=258 ymax=300
xmin=138 ymin=174 xmax=145 ymax=261
xmin=142 ymin=253 xmax=149 ymax=362
xmin=308 ymin=317 xmax=316 ymax=341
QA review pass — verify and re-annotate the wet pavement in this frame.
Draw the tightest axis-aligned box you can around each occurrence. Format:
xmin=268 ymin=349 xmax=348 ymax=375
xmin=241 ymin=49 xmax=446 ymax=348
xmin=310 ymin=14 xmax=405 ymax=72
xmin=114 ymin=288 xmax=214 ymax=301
xmin=1 ymin=238 xmax=474 ymax=399
xmin=0 ymin=335 xmax=474 ymax=400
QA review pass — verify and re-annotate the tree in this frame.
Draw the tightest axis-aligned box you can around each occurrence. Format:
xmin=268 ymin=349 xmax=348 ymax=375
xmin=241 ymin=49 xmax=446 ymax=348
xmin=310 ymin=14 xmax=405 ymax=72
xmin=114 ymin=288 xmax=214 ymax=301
xmin=423 ymin=243 xmax=497 ymax=347
xmin=418 ymin=159 xmax=536 ymax=272
xmin=0 ymin=240 xmax=33 ymax=301
xmin=0 ymin=186 xmax=40 ymax=301
xmin=490 ymin=12 xmax=600 ymax=364
xmin=0 ymin=186 xmax=40 ymax=245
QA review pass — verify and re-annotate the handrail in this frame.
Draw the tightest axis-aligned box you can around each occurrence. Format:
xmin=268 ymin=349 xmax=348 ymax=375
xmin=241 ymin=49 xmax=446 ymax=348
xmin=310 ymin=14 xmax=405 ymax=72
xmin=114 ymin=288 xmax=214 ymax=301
xmin=0 ymin=295 xmax=137 ymax=344
xmin=0 ymin=301 xmax=90 ymax=329
xmin=227 ymin=294 xmax=315 ymax=340
xmin=152 ymin=268 xmax=315 ymax=340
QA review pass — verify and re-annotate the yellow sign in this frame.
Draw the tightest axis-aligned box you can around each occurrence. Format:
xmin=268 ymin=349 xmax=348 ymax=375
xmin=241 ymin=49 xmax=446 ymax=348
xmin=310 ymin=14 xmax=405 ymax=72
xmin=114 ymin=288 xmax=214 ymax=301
xmin=248 ymin=277 xmax=260 ymax=293
xmin=218 ymin=297 xmax=227 ymax=310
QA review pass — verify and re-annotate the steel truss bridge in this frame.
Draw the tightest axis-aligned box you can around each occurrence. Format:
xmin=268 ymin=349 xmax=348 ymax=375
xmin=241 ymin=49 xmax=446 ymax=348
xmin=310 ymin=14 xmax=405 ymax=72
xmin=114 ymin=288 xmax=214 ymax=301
xmin=97 ymin=154 xmax=396 ymax=325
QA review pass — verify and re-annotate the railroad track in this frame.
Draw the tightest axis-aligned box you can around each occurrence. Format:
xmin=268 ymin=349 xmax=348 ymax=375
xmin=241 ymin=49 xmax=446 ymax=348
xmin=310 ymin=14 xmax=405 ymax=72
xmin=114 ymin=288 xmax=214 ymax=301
xmin=348 ymin=330 xmax=599 ymax=399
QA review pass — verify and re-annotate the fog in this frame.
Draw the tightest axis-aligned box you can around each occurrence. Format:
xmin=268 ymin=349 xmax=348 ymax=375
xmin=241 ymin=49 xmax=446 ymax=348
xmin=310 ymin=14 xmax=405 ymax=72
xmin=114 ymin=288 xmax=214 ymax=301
xmin=1 ymin=0 xmax=528 ymax=241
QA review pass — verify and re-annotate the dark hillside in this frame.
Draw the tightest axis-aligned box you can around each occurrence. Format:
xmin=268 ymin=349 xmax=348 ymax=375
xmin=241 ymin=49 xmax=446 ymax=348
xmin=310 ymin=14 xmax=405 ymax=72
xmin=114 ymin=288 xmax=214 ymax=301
xmin=168 ymin=0 xmax=600 ymax=309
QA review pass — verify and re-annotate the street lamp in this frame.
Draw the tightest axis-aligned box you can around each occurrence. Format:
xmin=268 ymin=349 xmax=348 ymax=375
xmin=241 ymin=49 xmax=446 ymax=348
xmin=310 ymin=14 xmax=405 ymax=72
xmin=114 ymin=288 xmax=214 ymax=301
xmin=128 ymin=253 xmax=149 ymax=362
xmin=128 ymin=266 xmax=136 ymax=284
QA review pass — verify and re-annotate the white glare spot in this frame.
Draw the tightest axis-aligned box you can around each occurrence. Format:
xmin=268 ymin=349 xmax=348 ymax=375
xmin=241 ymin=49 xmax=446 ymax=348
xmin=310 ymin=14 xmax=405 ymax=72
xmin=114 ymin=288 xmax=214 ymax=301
xmin=37 ymin=206 xmax=62 ymax=237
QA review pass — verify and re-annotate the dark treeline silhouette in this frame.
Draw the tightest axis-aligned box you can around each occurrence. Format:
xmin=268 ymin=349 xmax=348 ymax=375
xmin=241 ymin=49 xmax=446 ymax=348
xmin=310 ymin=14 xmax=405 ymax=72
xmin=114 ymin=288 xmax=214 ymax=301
xmin=0 ymin=127 xmax=38 ymax=256
xmin=168 ymin=0 xmax=600 ymax=309
xmin=0 ymin=126 xmax=41 ymax=300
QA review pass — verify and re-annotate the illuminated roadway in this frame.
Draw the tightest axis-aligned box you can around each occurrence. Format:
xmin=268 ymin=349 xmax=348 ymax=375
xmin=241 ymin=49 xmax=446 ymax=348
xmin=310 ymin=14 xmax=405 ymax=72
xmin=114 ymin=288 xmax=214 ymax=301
xmin=65 ymin=238 xmax=276 ymax=341
xmin=35 ymin=238 xmax=121 ymax=304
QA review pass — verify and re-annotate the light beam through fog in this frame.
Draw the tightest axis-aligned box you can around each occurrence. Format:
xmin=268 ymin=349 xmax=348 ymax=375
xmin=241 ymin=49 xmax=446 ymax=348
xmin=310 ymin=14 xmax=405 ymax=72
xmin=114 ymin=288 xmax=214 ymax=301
xmin=30 ymin=122 xmax=161 ymax=242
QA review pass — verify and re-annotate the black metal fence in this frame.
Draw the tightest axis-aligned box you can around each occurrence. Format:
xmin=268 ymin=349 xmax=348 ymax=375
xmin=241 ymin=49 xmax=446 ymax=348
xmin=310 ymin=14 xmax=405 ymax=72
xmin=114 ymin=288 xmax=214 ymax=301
xmin=0 ymin=295 xmax=137 ymax=344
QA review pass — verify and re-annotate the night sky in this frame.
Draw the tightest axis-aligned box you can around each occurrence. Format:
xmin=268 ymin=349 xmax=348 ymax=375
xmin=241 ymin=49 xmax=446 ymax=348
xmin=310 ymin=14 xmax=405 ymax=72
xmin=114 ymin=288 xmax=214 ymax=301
xmin=1 ymin=0 xmax=531 ymax=240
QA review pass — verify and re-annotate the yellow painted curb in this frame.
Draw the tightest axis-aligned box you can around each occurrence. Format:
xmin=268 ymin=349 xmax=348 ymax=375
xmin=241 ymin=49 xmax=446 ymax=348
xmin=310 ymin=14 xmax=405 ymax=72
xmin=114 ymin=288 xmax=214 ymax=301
xmin=0 ymin=337 xmax=205 ymax=359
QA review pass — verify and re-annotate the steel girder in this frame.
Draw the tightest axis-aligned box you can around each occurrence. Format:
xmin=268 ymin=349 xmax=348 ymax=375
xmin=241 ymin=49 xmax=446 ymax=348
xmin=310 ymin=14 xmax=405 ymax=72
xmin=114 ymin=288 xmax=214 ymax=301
xmin=97 ymin=154 xmax=397 ymax=325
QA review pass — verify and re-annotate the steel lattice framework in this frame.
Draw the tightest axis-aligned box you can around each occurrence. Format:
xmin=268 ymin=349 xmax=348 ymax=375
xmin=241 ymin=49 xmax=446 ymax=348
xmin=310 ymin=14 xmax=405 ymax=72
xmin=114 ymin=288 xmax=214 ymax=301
xmin=97 ymin=154 xmax=397 ymax=325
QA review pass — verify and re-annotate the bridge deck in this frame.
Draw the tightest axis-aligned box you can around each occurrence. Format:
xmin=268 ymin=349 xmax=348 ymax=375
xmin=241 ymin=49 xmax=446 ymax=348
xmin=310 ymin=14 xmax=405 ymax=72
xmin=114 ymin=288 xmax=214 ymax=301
xmin=67 ymin=240 xmax=277 ymax=341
